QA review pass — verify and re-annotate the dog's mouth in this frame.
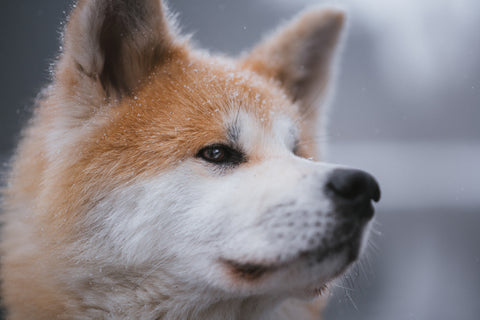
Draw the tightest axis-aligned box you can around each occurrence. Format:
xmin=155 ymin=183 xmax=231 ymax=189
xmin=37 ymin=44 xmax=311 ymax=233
xmin=222 ymin=228 xmax=363 ymax=282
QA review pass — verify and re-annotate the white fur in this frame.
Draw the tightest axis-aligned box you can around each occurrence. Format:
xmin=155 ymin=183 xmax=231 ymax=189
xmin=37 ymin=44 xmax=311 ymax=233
xmin=56 ymin=110 xmax=372 ymax=319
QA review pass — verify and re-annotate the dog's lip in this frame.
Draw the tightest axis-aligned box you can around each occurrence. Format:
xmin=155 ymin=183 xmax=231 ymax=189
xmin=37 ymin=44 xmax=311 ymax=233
xmin=222 ymin=231 xmax=360 ymax=281
xmin=221 ymin=259 xmax=277 ymax=281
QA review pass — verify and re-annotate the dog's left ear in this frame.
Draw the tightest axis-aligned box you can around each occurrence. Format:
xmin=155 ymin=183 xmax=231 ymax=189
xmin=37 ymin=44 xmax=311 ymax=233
xmin=242 ymin=8 xmax=345 ymax=109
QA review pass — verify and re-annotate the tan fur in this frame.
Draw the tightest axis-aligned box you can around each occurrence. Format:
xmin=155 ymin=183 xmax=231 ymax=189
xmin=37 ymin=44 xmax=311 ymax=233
xmin=1 ymin=1 xmax=345 ymax=319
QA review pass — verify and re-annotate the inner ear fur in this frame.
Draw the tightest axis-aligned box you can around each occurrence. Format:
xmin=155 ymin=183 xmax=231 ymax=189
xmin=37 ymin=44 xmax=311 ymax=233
xmin=241 ymin=8 xmax=345 ymax=110
xmin=57 ymin=0 xmax=178 ymax=102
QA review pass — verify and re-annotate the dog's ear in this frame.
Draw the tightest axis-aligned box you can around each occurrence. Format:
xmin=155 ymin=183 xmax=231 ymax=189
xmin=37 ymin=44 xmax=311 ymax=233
xmin=242 ymin=8 xmax=344 ymax=109
xmin=241 ymin=8 xmax=345 ymax=159
xmin=57 ymin=0 xmax=177 ymax=102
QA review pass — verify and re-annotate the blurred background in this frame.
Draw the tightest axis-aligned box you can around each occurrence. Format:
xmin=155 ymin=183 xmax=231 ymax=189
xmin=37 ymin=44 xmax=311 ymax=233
xmin=1 ymin=0 xmax=479 ymax=319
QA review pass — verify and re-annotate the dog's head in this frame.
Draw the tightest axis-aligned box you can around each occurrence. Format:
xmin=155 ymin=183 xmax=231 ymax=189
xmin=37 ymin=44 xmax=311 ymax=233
xmin=51 ymin=0 xmax=380 ymax=300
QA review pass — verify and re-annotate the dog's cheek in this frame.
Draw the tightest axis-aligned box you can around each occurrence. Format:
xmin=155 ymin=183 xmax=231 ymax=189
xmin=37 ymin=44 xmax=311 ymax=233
xmin=78 ymin=169 xmax=196 ymax=265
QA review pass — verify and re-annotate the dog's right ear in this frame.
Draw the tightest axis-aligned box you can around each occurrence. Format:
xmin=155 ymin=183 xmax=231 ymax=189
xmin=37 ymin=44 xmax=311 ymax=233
xmin=56 ymin=0 xmax=177 ymax=104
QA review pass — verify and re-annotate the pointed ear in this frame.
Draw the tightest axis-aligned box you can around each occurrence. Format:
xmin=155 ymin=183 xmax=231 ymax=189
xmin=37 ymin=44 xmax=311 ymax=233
xmin=241 ymin=8 xmax=345 ymax=108
xmin=58 ymin=0 xmax=177 ymax=101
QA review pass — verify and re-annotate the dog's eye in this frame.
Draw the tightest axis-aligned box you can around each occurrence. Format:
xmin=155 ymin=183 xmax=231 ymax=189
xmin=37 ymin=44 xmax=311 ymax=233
xmin=197 ymin=144 xmax=245 ymax=166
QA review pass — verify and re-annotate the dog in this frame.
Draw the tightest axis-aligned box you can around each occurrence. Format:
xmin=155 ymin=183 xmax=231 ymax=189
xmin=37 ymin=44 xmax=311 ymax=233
xmin=0 ymin=0 xmax=380 ymax=319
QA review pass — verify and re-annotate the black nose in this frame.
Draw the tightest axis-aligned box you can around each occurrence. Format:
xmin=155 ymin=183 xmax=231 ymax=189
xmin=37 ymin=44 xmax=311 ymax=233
xmin=326 ymin=169 xmax=381 ymax=203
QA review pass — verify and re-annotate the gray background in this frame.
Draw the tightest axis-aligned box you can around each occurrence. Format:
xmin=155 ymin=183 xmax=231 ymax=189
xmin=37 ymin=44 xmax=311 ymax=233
xmin=1 ymin=1 xmax=479 ymax=319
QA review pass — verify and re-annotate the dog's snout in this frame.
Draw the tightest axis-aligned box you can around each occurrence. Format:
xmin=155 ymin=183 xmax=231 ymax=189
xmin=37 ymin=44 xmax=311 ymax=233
xmin=325 ymin=169 xmax=381 ymax=203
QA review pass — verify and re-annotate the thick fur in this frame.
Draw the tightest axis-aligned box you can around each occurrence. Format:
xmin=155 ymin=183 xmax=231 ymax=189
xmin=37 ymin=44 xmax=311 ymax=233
xmin=0 ymin=1 xmax=372 ymax=319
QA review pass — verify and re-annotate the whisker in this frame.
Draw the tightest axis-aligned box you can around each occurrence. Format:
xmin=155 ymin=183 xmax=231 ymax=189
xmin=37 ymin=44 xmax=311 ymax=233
xmin=331 ymin=282 xmax=354 ymax=292
xmin=368 ymin=238 xmax=380 ymax=253
xmin=345 ymin=288 xmax=359 ymax=311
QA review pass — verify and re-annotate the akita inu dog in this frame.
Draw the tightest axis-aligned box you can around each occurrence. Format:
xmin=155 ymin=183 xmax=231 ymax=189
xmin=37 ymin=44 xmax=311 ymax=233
xmin=0 ymin=0 xmax=380 ymax=319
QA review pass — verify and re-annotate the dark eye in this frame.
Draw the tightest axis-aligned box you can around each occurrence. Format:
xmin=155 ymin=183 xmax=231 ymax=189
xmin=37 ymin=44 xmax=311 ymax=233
xmin=197 ymin=144 xmax=245 ymax=166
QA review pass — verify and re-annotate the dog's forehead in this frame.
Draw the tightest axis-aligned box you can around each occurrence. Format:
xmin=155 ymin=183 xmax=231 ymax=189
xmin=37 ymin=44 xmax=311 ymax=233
xmin=136 ymin=53 xmax=300 ymax=147
xmin=191 ymin=56 xmax=300 ymax=152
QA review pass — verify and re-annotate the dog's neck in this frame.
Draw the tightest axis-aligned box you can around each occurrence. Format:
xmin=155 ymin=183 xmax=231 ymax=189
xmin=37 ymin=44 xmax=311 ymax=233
xmin=82 ymin=288 xmax=286 ymax=320
xmin=70 ymin=267 xmax=292 ymax=320
xmin=160 ymin=296 xmax=284 ymax=320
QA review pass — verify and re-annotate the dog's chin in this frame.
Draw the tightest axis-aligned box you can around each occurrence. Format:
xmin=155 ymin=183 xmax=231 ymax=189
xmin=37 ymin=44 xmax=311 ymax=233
xmin=221 ymin=229 xmax=365 ymax=293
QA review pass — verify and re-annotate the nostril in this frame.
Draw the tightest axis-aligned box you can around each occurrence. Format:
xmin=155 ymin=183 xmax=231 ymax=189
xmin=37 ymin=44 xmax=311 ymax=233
xmin=326 ymin=169 xmax=381 ymax=202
